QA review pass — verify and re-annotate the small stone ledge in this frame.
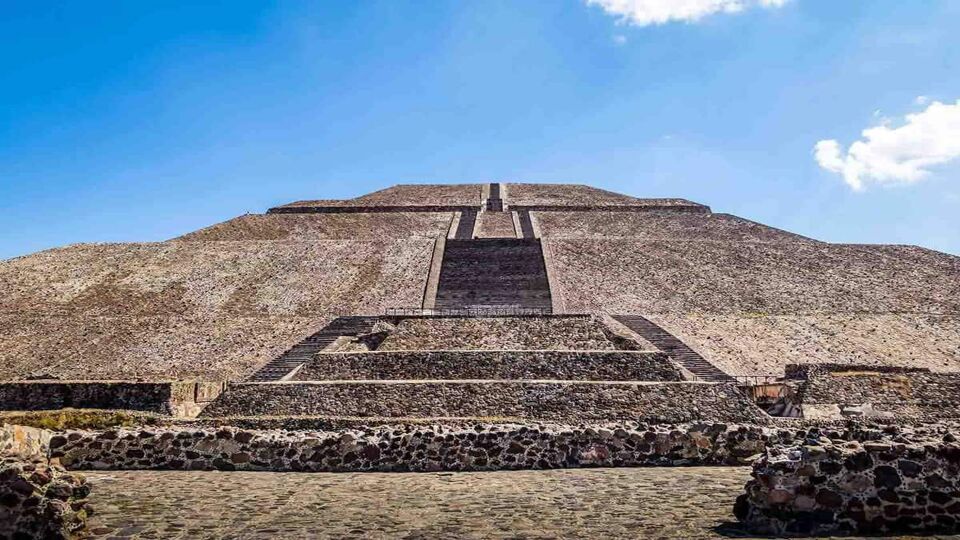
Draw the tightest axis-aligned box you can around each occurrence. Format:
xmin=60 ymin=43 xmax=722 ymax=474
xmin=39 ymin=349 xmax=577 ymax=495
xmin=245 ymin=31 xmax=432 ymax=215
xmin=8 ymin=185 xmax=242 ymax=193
xmin=199 ymin=381 xmax=769 ymax=424
xmin=737 ymin=432 xmax=960 ymax=536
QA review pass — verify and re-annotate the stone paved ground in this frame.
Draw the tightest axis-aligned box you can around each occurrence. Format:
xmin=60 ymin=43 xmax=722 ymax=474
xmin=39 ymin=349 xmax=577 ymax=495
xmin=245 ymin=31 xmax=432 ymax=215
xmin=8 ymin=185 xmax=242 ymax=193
xmin=82 ymin=467 xmax=960 ymax=539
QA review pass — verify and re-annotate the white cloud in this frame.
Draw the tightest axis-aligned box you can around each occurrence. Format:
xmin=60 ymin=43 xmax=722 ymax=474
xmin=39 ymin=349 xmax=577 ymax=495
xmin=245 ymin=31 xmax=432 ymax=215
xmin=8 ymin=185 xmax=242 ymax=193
xmin=612 ymin=34 xmax=628 ymax=45
xmin=586 ymin=0 xmax=789 ymax=26
xmin=814 ymin=99 xmax=960 ymax=191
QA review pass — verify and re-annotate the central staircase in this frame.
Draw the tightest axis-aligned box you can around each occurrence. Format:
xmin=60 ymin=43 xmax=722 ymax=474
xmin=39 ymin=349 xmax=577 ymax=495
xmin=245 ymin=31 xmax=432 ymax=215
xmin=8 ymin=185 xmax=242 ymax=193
xmin=434 ymin=238 xmax=552 ymax=312
xmin=248 ymin=316 xmax=378 ymax=381
xmin=612 ymin=315 xmax=734 ymax=382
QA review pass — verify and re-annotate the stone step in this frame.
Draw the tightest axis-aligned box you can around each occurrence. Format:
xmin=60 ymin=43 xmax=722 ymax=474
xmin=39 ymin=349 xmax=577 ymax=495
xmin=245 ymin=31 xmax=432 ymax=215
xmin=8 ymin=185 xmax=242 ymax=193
xmin=435 ymin=238 xmax=553 ymax=311
xmin=201 ymin=380 xmax=769 ymax=424
xmin=247 ymin=316 xmax=380 ymax=382
xmin=611 ymin=315 xmax=734 ymax=383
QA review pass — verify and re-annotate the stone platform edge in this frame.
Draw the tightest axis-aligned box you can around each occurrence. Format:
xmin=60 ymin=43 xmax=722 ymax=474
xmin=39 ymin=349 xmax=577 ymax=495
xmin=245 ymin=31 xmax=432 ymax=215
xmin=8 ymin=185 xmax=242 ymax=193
xmin=0 ymin=381 xmax=226 ymax=418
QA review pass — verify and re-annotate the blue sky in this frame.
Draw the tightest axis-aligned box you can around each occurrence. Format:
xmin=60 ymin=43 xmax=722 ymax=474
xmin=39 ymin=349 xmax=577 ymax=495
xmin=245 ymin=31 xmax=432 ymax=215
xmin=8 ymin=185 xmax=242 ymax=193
xmin=2 ymin=0 xmax=959 ymax=259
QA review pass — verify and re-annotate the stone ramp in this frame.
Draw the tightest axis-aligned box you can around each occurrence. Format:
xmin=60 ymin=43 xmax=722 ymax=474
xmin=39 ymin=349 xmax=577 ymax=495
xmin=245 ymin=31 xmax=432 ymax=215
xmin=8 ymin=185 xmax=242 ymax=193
xmin=247 ymin=316 xmax=378 ymax=381
xmin=201 ymin=380 xmax=767 ymax=423
xmin=435 ymin=239 xmax=553 ymax=311
xmin=612 ymin=315 xmax=734 ymax=382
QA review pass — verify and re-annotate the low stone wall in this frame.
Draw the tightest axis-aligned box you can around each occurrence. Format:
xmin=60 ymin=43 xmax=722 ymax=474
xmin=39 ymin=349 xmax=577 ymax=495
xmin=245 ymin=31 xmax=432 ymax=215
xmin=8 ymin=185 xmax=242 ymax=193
xmin=295 ymin=351 xmax=684 ymax=381
xmin=1 ymin=425 xmax=90 ymax=539
xmin=0 ymin=457 xmax=91 ymax=539
xmin=51 ymin=422 xmax=778 ymax=472
xmin=789 ymin=365 xmax=960 ymax=421
xmin=0 ymin=381 xmax=225 ymax=417
xmin=737 ymin=438 xmax=960 ymax=536
xmin=200 ymin=381 xmax=769 ymax=424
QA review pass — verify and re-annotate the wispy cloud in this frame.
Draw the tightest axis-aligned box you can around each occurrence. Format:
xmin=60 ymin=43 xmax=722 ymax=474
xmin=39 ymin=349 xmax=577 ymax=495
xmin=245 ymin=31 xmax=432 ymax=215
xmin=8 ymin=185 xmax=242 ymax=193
xmin=586 ymin=0 xmax=790 ymax=27
xmin=814 ymin=99 xmax=960 ymax=191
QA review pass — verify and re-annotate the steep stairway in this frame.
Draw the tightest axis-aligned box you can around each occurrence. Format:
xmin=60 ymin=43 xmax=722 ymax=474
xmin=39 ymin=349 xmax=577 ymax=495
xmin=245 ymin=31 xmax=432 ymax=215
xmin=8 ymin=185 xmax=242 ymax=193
xmin=486 ymin=182 xmax=504 ymax=211
xmin=611 ymin=315 xmax=734 ymax=382
xmin=517 ymin=210 xmax=535 ymax=238
xmin=434 ymin=239 xmax=552 ymax=311
xmin=454 ymin=210 xmax=478 ymax=239
xmin=248 ymin=316 xmax=378 ymax=381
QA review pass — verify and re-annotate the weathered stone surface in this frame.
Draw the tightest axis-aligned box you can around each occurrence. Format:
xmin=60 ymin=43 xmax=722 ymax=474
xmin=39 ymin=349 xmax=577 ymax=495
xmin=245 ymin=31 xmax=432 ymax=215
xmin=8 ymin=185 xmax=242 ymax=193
xmin=377 ymin=315 xmax=624 ymax=351
xmin=51 ymin=423 xmax=783 ymax=472
xmin=789 ymin=364 xmax=960 ymax=422
xmin=738 ymin=437 xmax=960 ymax=535
xmin=0 ymin=381 xmax=224 ymax=417
xmin=200 ymin=381 xmax=765 ymax=423
xmin=0 ymin=238 xmax=435 ymax=380
xmin=0 ymin=458 xmax=90 ymax=539
xmin=295 ymin=350 xmax=683 ymax=381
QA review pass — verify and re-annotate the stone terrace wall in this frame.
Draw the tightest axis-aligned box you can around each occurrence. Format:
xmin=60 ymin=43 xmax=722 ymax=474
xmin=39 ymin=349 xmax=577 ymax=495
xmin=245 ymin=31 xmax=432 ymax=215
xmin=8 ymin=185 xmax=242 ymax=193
xmin=200 ymin=381 xmax=769 ymax=424
xmin=506 ymin=184 xmax=704 ymax=209
xmin=737 ymin=439 xmax=960 ymax=536
xmin=0 ymin=381 xmax=225 ymax=417
xmin=377 ymin=316 xmax=624 ymax=351
xmin=280 ymin=184 xmax=483 ymax=208
xmin=0 ymin=238 xmax=435 ymax=380
xmin=295 ymin=351 xmax=684 ymax=381
xmin=52 ymin=422 xmax=778 ymax=472
xmin=176 ymin=212 xmax=454 ymax=241
xmin=792 ymin=369 xmax=960 ymax=422
xmin=535 ymin=211 xmax=810 ymax=242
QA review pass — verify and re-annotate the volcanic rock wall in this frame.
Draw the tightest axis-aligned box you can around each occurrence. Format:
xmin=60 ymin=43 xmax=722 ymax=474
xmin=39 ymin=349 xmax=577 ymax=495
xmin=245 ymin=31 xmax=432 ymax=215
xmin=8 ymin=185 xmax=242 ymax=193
xmin=51 ymin=422 xmax=776 ymax=472
xmin=738 ymin=439 xmax=960 ymax=536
